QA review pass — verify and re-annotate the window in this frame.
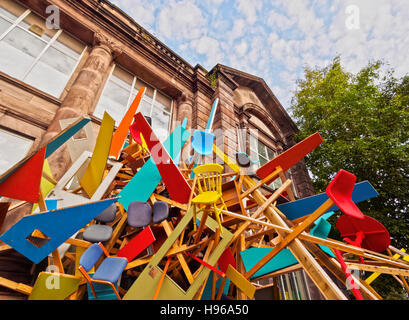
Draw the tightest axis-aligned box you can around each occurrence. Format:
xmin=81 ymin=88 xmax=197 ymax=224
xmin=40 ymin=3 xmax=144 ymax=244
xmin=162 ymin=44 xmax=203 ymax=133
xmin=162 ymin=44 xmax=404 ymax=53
xmin=0 ymin=0 xmax=86 ymax=98
xmin=0 ymin=128 xmax=33 ymax=175
xmin=249 ymin=131 xmax=282 ymax=189
xmin=94 ymin=65 xmax=173 ymax=142
xmin=277 ymin=271 xmax=311 ymax=300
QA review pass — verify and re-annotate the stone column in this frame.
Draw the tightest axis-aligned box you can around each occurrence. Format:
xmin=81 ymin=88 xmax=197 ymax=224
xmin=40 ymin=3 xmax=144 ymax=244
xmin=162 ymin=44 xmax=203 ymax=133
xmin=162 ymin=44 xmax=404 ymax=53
xmin=176 ymin=92 xmax=194 ymax=130
xmin=176 ymin=92 xmax=194 ymax=164
xmin=41 ymin=32 xmax=122 ymax=180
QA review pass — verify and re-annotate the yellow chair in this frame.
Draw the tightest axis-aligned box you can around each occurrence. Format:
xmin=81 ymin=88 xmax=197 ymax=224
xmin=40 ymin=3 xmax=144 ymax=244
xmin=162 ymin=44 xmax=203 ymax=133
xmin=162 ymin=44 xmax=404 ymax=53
xmin=191 ymin=164 xmax=226 ymax=233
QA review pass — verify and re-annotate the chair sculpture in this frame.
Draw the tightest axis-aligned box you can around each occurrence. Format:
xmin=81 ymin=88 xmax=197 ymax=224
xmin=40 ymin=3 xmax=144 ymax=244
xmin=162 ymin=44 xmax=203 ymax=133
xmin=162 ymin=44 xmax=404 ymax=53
xmin=323 ymin=169 xmax=368 ymax=300
xmin=82 ymin=203 xmax=117 ymax=243
xmin=78 ymin=242 xmax=128 ymax=300
xmin=191 ymin=164 xmax=226 ymax=232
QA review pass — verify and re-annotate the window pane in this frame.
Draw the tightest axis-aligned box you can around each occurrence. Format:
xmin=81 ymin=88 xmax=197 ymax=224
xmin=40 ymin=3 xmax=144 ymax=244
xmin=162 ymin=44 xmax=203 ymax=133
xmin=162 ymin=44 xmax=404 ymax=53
xmin=24 ymin=45 xmax=77 ymax=97
xmin=249 ymin=133 xmax=258 ymax=151
xmin=267 ymin=147 xmax=275 ymax=160
xmin=155 ymin=91 xmax=172 ymax=113
xmin=18 ymin=11 xmax=58 ymax=41
xmin=0 ymin=15 xmax=12 ymax=36
xmin=0 ymin=0 xmax=26 ymax=22
xmin=53 ymin=31 xmax=84 ymax=56
xmin=151 ymin=105 xmax=170 ymax=142
xmin=0 ymin=26 xmax=46 ymax=79
xmin=134 ymin=78 xmax=154 ymax=98
xmin=0 ymin=129 xmax=33 ymax=175
xmin=94 ymin=66 xmax=133 ymax=126
xmin=257 ymin=140 xmax=267 ymax=158
xmin=269 ymin=177 xmax=282 ymax=190
xmin=259 ymin=156 xmax=268 ymax=167
xmin=94 ymin=80 xmax=130 ymax=126
xmin=139 ymin=97 xmax=153 ymax=116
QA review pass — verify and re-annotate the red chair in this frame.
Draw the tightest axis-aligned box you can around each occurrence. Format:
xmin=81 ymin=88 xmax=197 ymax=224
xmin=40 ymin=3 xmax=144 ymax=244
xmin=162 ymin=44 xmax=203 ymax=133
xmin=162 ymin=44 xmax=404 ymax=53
xmin=336 ymin=214 xmax=390 ymax=253
xmin=326 ymin=169 xmax=365 ymax=220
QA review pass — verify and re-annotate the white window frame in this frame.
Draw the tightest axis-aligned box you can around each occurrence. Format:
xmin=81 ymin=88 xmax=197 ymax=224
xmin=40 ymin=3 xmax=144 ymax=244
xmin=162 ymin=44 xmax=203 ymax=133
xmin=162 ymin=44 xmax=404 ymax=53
xmin=0 ymin=7 xmax=87 ymax=98
xmin=0 ymin=127 xmax=34 ymax=175
xmin=96 ymin=64 xmax=173 ymax=134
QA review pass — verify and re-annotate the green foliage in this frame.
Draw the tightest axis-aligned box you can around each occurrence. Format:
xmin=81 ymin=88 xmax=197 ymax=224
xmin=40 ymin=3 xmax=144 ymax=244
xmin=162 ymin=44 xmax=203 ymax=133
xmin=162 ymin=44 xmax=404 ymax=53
xmin=207 ymin=67 xmax=220 ymax=88
xmin=290 ymin=57 xmax=409 ymax=298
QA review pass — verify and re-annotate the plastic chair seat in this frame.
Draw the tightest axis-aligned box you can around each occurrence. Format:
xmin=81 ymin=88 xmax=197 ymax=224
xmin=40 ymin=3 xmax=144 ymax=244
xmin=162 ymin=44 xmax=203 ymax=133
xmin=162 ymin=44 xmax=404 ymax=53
xmin=92 ymin=257 xmax=128 ymax=283
xmin=192 ymin=191 xmax=222 ymax=205
xmin=83 ymin=225 xmax=113 ymax=243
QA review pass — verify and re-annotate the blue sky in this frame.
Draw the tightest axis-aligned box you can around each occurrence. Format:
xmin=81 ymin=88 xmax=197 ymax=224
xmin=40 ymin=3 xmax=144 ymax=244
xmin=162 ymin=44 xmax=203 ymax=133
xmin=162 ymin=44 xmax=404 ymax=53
xmin=110 ymin=0 xmax=409 ymax=111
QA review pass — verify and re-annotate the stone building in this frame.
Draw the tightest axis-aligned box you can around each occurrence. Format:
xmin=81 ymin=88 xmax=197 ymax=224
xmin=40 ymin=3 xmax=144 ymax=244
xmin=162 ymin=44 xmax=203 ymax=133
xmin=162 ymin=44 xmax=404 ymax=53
xmin=0 ymin=0 xmax=317 ymax=299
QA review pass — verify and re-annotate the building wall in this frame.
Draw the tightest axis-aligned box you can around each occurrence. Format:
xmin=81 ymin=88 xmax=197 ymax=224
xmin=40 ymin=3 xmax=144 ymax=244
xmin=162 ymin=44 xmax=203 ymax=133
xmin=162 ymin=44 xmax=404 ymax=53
xmin=0 ymin=0 xmax=320 ymax=300
xmin=0 ymin=0 xmax=314 ymax=201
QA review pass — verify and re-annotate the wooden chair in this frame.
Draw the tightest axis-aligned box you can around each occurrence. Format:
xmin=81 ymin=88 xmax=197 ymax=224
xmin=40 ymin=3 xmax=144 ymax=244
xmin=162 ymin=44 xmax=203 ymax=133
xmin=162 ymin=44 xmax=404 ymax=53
xmin=191 ymin=164 xmax=226 ymax=233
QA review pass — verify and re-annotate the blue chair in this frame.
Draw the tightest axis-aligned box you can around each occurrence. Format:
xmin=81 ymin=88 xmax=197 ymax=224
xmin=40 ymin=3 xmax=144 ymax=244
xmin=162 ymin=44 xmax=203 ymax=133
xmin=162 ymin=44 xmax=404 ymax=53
xmin=78 ymin=242 xmax=128 ymax=300
xmin=191 ymin=130 xmax=215 ymax=156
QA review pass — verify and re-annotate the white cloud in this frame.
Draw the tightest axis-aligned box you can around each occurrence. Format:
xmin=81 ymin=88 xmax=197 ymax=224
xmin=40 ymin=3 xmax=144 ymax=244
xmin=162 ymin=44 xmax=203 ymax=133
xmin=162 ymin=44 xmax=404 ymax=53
xmin=227 ymin=19 xmax=246 ymax=44
xmin=267 ymin=10 xmax=295 ymax=31
xmin=190 ymin=36 xmax=224 ymax=68
xmin=110 ymin=0 xmax=156 ymax=30
xmin=234 ymin=40 xmax=248 ymax=57
xmin=109 ymin=0 xmax=409 ymax=110
xmin=235 ymin=0 xmax=262 ymax=25
xmin=156 ymin=0 xmax=207 ymax=41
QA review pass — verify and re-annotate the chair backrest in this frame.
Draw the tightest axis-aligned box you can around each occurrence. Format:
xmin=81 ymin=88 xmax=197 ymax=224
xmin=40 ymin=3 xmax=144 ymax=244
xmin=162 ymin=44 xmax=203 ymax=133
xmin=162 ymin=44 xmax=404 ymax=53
xmin=95 ymin=203 xmax=117 ymax=223
xmin=127 ymin=201 xmax=152 ymax=228
xmin=79 ymin=243 xmax=103 ymax=272
xmin=326 ymin=169 xmax=365 ymax=219
xmin=152 ymin=201 xmax=169 ymax=224
xmin=193 ymin=164 xmax=224 ymax=194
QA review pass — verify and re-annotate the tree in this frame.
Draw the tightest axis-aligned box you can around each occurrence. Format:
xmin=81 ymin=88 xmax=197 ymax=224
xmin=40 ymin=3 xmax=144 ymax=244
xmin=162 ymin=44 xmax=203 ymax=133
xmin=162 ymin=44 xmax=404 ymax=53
xmin=290 ymin=57 xmax=409 ymax=298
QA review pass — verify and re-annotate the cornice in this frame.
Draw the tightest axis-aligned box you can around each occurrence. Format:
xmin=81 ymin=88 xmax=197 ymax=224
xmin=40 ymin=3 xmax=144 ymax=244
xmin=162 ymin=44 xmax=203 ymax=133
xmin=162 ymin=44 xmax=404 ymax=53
xmin=21 ymin=0 xmax=196 ymax=94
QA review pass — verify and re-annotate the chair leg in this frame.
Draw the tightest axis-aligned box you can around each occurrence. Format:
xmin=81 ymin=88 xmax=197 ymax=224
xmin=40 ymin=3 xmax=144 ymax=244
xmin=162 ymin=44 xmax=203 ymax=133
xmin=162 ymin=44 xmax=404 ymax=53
xmin=89 ymin=281 xmax=97 ymax=299
xmin=193 ymin=204 xmax=197 ymax=231
xmin=109 ymin=282 xmax=122 ymax=300
xmin=213 ymin=203 xmax=223 ymax=234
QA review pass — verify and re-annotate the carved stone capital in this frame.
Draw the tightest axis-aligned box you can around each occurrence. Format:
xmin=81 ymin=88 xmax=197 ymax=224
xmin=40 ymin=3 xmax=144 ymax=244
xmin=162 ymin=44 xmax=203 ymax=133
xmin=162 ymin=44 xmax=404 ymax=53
xmin=176 ymin=91 xmax=194 ymax=106
xmin=93 ymin=31 xmax=123 ymax=59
